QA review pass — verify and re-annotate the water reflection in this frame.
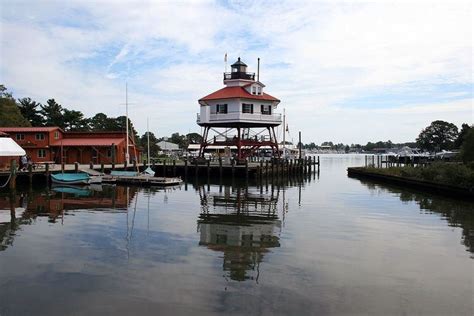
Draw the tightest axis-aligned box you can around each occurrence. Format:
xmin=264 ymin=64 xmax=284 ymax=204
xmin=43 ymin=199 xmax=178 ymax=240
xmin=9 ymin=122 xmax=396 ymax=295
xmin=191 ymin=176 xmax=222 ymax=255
xmin=0 ymin=185 xmax=137 ymax=251
xmin=197 ymin=184 xmax=283 ymax=282
xmin=355 ymin=177 xmax=474 ymax=258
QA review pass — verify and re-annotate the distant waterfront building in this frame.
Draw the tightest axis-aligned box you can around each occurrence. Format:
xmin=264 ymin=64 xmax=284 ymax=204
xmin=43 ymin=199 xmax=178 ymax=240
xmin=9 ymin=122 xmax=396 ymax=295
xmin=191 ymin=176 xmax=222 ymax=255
xmin=0 ymin=127 xmax=140 ymax=165
xmin=157 ymin=140 xmax=179 ymax=152
xmin=197 ymin=57 xmax=282 ymax=161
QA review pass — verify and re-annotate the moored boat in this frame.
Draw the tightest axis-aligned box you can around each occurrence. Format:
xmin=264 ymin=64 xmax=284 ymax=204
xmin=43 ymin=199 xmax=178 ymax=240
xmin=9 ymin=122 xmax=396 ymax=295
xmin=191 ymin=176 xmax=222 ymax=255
xmin=51 ymin=173 xmax=90 ymax=185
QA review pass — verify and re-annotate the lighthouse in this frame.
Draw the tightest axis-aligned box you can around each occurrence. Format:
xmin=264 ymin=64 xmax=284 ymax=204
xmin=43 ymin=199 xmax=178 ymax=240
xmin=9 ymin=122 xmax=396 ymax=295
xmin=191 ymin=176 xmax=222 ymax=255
xmin=197 ymin=57 xmax=282 ymax=162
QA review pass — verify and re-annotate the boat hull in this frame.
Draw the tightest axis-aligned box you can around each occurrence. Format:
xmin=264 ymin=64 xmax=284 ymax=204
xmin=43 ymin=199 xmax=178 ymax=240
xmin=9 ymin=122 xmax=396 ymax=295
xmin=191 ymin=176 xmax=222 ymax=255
xmin=51 ymin=173 xmax=90 ymax=185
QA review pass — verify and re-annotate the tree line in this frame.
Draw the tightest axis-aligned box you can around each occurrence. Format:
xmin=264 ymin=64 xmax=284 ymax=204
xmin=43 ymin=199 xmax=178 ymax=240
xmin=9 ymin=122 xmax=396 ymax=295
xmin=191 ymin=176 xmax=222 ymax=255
xmin=1 ymin=85 xmax=138 ymax=134
xmin=2 ymin=84 xmax=470 ymax=155
xmin=302 ymin=120 xmax=470 ymax=153
xmin=0 ymin=85 xmax=202 ymax=158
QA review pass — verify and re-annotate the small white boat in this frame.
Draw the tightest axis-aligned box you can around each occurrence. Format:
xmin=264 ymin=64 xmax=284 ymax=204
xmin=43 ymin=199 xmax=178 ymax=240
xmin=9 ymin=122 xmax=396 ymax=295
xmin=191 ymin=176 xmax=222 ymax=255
xmin=89 ymin=176 xmax=103 ymax=184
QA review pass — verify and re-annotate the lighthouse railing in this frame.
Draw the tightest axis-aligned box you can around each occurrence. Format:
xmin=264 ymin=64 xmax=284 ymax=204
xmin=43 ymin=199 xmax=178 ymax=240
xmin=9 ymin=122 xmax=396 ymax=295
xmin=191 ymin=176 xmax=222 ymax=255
xmin=223 ymin=72 xmax=255 ymax=81
xmin=197 ymin=112 xmax=282 ymax=124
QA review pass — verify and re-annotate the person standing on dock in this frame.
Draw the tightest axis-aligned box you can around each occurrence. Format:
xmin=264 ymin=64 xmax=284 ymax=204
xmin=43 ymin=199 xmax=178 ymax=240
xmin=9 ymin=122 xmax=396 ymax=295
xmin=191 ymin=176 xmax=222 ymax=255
xmin=20 ymin=155 xmax=27 ymax=171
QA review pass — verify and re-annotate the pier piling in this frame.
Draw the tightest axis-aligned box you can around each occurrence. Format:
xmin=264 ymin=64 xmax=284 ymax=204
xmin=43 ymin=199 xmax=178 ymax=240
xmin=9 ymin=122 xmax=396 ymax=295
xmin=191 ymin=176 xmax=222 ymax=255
xmin=219 ymin=158 xmax=223 ymax=179
xmin=184 ymin=159 xmax=188 ymax=179
xmin=9 ymin=160 xmax=16 ymax=190
xmin=45 ymin=163 xmax=50 ymax=185
xmin=28 ymin=164 xmax=33 ymax=185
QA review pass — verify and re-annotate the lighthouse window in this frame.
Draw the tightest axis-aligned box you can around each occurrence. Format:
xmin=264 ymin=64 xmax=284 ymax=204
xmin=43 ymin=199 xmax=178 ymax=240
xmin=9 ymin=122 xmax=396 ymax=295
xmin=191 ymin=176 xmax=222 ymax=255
xmin=252 ymin=86 xmax=257 ymax=95
xmin=261 ymin=104 xmax=271 ymax=115
xmin=216 ymin=104 xmax=228 ymax=114
xmin=242 ymin=103 xmax=254 ymax=114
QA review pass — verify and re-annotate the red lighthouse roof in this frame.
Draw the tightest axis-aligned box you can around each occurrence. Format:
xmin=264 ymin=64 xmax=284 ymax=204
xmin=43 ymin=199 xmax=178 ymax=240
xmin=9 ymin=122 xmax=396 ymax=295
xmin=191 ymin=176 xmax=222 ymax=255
xmin=199 ymin=86 xmax=280 ymax=102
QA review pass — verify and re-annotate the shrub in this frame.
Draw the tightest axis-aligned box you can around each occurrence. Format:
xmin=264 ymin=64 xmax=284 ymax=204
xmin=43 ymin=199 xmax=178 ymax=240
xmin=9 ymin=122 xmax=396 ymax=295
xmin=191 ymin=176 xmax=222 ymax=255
xmin=460 ymin=128 xmax=474 ymax=163
xmin=367 ymin=162 xmax=474 ymax=189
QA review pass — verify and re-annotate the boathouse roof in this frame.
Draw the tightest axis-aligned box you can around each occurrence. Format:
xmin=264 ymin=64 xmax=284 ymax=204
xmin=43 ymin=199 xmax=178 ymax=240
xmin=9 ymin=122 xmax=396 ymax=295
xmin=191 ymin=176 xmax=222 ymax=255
xmin=0 ymin=127 xmax=62 ymax=132
xmin=199 ymin=86 xmax=279 ymax=102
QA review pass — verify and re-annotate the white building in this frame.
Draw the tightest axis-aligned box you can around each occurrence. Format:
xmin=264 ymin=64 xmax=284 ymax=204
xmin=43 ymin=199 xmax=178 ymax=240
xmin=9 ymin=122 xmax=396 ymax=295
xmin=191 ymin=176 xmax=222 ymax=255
xmin=157 ymin=140 xmax=179 ymax=151
xmin=196 ymin=57 xmax=282 ymax=161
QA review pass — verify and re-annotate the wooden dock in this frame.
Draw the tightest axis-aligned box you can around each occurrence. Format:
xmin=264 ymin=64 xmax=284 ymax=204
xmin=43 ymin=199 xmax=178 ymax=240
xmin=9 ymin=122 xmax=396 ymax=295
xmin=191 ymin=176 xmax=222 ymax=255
xmin=102 ymin=175 xmax=182 ymax=186
xmin=0 ymin=156 xmax=320 ymax=188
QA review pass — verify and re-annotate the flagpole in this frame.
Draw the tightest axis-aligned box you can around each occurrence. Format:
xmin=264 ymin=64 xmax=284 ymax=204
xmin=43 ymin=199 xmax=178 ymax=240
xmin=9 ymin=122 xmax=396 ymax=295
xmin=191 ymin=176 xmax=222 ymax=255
xmin=224 ymin=53 xmax=228 ymax=73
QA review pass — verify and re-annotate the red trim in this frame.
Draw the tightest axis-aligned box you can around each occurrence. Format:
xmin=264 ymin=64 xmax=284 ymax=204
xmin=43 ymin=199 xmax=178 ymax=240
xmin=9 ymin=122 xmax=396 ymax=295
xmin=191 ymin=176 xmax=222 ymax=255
xmin=0 ymin=127 xmax=62 ymax=132
xmin=199 ymin=86 xmax=279 ymax=102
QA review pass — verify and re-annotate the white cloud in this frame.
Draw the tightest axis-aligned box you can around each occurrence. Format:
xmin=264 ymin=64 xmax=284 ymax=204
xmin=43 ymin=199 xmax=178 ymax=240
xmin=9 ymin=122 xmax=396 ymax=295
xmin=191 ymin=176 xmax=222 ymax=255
xmin=0 ymin=0 xmax=472 ymax=143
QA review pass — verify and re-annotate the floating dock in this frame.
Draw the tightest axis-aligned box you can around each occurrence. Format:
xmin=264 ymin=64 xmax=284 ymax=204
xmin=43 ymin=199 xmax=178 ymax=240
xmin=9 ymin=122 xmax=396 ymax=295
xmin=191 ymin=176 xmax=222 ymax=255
xmin=102 ymin=174 xmax=182 ymax=186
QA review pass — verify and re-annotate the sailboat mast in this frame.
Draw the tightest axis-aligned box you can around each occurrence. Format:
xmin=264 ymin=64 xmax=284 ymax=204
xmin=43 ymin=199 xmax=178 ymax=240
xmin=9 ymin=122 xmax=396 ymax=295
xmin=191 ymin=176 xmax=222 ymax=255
xmin=282 ymin=108 xmax=286 ymax=158
xmin=147 ymin=118 xmax=150 ymax=163
xmin=125 ymin=82 xmax=130 ymax=164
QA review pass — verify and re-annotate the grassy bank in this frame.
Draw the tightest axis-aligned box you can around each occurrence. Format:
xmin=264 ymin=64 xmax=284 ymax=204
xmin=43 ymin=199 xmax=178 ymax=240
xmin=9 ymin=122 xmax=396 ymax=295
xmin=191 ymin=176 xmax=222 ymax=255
xmin=361 ymin=162 xmax=474 ymax=189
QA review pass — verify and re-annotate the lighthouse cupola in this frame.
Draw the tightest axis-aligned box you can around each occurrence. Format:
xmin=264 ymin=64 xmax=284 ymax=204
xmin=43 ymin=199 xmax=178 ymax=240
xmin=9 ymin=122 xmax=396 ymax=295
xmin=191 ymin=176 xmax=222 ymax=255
xmin=232 ymin=57 xmax=247 ymax=73
xmin=224 ymin=57 xmax=255 ymax=82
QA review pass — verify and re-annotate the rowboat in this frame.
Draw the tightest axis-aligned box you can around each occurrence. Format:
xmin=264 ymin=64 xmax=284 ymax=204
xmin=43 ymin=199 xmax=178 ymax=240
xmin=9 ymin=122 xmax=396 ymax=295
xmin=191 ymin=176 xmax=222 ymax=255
xmin=51 ymin=173 xmax=90 ymax=185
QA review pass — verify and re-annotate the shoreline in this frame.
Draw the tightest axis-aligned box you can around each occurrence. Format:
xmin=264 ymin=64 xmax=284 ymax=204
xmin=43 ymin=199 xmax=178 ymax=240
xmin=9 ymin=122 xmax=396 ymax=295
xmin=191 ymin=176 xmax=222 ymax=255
xmin=347 ymin=167 xmax=474 ymax=200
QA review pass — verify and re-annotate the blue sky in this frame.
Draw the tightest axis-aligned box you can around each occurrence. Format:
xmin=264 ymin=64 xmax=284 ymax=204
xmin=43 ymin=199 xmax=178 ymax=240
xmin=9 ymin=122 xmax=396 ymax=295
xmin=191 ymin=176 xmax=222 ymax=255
xmin=0 ymin=0 xmax=472 ymax=144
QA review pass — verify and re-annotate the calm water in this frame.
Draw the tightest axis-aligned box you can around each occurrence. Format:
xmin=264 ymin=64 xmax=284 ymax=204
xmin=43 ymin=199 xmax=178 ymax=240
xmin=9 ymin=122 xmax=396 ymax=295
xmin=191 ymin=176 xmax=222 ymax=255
xmin=0 ymin=155 xmax=473 ymax=315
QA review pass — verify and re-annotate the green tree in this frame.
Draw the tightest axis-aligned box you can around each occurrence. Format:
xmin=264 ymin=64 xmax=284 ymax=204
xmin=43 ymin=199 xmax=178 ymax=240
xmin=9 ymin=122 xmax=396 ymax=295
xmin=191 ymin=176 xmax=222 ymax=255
xmin=321 ymin=141 xmax=334 ymax=148
xmin=139 ymin=132 xmax=160 ymax=158
xmin=364 ymin=142 xmax=376 ymax=151
xmin=41 ymin=99 xmax=64 ymax=128
xmin=89 ymin=113 xmax=109 ymax=130
xmin=460 ymin=128 xmax=474 ymax=163
xmin=416 ymin=120 xmax=459 ymax=152
xmin=63 ymin=109 xmax=88 ymax=131
xmin=186 ymin=132 xmax=203 ymax=144
xmin=17 ymin=97 xmax=44 ymax=126
xmin=116 ymin=116 xmax=139 ymax=141
xmin=170 ymin=132 xmax=187 ymax=148
xmin=0 ymin=85 xmax=31 ymax=127
xmin=454 ymin=123 xmax=471 ymax=149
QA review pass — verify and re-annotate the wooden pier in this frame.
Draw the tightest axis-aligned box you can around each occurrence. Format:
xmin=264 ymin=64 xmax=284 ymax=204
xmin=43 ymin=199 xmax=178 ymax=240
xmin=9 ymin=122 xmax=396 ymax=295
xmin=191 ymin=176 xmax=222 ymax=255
xmin=0 ymin=156 xmax=320 ymax=187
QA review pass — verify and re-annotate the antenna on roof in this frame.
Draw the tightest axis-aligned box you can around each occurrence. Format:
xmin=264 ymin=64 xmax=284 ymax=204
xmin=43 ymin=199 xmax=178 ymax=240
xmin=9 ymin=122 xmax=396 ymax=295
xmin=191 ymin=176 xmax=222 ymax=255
xmin=257 ymin=58 xmax=260 ymax=82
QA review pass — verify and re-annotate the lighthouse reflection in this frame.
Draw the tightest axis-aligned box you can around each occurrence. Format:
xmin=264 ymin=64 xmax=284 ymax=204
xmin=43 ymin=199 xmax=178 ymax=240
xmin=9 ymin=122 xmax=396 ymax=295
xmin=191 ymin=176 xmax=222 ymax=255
xmin=197 ymin=185 xmax=282 ymax=282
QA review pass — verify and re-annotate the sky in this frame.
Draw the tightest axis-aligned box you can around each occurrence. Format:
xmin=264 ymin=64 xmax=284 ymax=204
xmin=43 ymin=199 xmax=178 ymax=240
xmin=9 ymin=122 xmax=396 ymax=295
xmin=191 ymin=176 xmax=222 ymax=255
xmin=0 ymin=0 xmax=472 ymax=145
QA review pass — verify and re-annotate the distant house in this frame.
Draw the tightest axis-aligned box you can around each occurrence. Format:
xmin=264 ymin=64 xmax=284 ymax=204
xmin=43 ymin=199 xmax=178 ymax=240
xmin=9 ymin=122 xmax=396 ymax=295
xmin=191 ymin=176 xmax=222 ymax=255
xmin=0 ymin=127 xmax=141 ymax=164
xmin=157 ymin=141 xmax=179 ymax=151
